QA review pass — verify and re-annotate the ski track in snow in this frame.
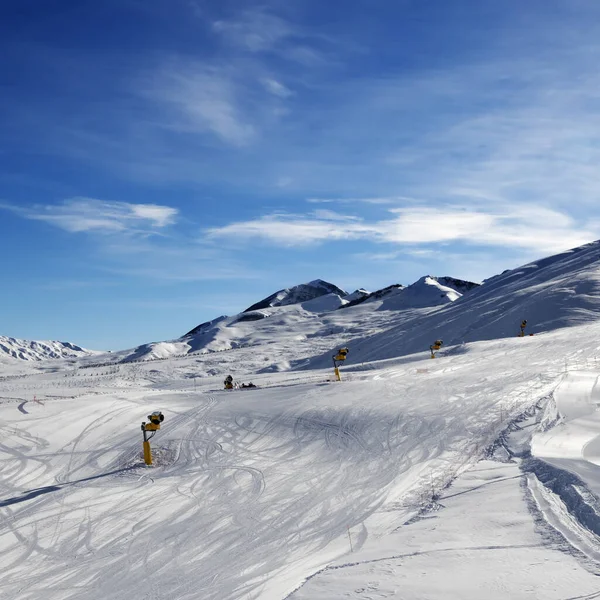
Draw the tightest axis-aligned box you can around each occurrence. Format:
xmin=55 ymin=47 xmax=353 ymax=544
xmin=0 ymin=325 xmax=600 ymax=598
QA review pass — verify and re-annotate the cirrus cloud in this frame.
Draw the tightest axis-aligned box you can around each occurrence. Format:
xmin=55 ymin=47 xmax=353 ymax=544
xmin=204 ymin=204 xmax=600 ymax=255
xmin=0 ymin=198 xmax=178 ymax=234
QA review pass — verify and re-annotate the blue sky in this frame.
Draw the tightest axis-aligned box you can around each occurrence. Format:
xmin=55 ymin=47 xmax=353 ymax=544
xmin=3 ymin=0 xmax=600 ymax=350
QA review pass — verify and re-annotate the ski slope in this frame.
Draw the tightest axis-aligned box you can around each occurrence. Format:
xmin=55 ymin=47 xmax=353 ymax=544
xmin=532 ymin=370 xmax=600 ymax=498
xmin=4 ymin=240 xmax=600 ymax=598
xmin=1 ymin=323 xmax=600 ymax=599
xmin=289 ymin=460 xmax=600 ymax=600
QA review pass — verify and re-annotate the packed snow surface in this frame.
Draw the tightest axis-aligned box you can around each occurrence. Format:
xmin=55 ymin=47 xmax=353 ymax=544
xmin=1 ymin=323 xmax=600 ymax=599
xmin=4 ymin=241 xmax=600 ymax=598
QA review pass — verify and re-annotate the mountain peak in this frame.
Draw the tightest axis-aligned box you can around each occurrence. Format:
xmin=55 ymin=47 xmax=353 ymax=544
xmin=0 ymin=335 xmax=95 ymax=361
xmin=244 ymin=280 xmax=348 ymax=312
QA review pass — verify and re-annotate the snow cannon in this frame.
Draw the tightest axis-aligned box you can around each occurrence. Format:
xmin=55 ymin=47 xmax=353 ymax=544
xmin=141 ymin=411 xmax=165 ymax=466
xmin=334 ymin=348 xmax=349 ymax=363
xmin=518 ymin=320 xmax=527 ymax=337
xmin=144 ymin=411 xmax=164 ymax=431
xmin=332 ymin=347 xmax=349 ymax=381
xmin=224 ymin=374 xmax=234 ymax=390
xmin=429 ymin=340 xmax=443 ymax=359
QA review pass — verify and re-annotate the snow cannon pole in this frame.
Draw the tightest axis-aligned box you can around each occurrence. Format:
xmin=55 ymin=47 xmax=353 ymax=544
xmin=332 ymin=348 xmax=348 ymax=381
xmin=141 ymin=412 xmax=165 ymax=466
xmin=143 ymin=437 xmax=152 ymax=466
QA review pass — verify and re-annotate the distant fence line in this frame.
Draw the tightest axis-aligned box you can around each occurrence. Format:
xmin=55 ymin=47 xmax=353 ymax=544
xmin=78 ymin=343 xmax=261 ymax=369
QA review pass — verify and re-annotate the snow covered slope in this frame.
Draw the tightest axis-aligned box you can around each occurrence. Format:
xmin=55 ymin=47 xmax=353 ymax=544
xmin=2 ymin=323 xmax=600 ymax=599
xmin=378 ymin=275 xmax=465 ymax=309
xmin=244 ymin=279 xmax=347 ymax=312
xmin=532 ymin=370 xmax=600 ymax=499
xmin=5 ymin=242 xmax=600 ymax=598
xmin=342 ymin=288 xmax=369 ymax=304
xmin=0 ymin=336 xmax=95 ymax=361
xmin=339 ymin=240 xmax=600 ymax=364
xmin=341 ymin=276 xmax=477 ymax=310
xmin=127 ymin=275 xmax=473 ymax=365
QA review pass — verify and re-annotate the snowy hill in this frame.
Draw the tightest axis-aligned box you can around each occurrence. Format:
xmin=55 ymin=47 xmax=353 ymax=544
xmin=6 ymin=241 xmax=600 ymax=599
xmin=119 ymin=275 xmax=477 ymax=364
xmin=339 ymin=239 xmax=600 ymax=365
xmin=342 ymin=288 xmax=370 ymax=304
xmin=342 ymin=276 xmax=479 ymax=311
xmin=244 ymin=279 xmax=347 ymax=311
xmin=183 ymin=315 xmax=227 ymax=338
xmin=0 ymin=335 xmax=95 ymax=361
xmin=378 ymin=275 xmax=468 ymax=310
xmin=3 ymin=318 xmax=600 ymax=599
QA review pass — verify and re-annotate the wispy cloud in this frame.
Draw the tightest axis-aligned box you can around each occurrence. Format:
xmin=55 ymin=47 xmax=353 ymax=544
xmin=1 ymin=198 xmax=262 ymax=283
xmin=209 ymin=5 xmax=334 ymax=66
xmin=140 ymin=62 xmax=256 ymax=147
xmin=212 ymin=9 xmax=292 ymax=53
xmin=204 ymin=204 xmax=600 ymax=255
xmin=307 ymin=197 xmax=401 ymax=205
xmin=261 ymin=77 xmax=293 ymax=98
xmin=1 ymin=198 xmax=178 ymax=234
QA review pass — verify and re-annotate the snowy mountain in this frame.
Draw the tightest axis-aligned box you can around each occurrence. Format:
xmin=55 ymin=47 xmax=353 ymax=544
xmin=183 ymin=315 xmax=228 ymax=337
xmin=337 ymin=239 xmax=600 ymax=365
xmin=119 ymin=274 xmax=477 ymax=363
xmin=378 ymin=275 xmax=468 ymax=309
xmin=6 ymin=241 xmax=600 ymax=599
xmin=342 ymin=288 xmax=370 ymax=304
xmin=244 ymin=279 xmax=348 ymax=311
xmin=0 ymin=335 xmax=95 ymax=361
xmin=341 ymin=283 xmax=405 ymax=308
xmin=342 ymin=276 xmax=478 ymax=310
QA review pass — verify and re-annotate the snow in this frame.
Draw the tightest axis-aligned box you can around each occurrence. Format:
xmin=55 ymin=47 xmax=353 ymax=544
xmin=244 ymin=279 xmax=348 ymax=312
xmin=301 ymin=293 xmax=346 ymax=312
xmin=531 ymin=370 xmax=600 ymax=502
xmin=4 ymin=241 xmax=600 ymax=598
xmin=290 ymin=461 xmax=600 ymax=600
xmin=0 ymin=325 xmax=599 ymax=599
xmin=378 ymin=275 xmax=462 ymax=309
xmin=0 ymin=336 xmax=96 ymax=361
xmin=343 ymin=289 xmax=370 ymax=304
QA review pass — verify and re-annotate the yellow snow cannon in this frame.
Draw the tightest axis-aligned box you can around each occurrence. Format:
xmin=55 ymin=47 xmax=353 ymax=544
xmin=430 ymin=340 xmax=443 ymax=359
xmin=334 ymin=348 xmax=349 ymax=362
xmin=518 ymin=320 xmax=527 ymax=337
xmin=332 ymin=347 xmax=349 ymax=381
xmin=143 ymin=411 xmax=164 ymax=432
xmin=141 ymin=411 xmax=165 ymax=466
xmin=224 ymin=375 xmax=234 ymax=390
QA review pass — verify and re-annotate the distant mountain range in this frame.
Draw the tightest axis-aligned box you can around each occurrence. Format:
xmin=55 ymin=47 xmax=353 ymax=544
xmin=244 ymin=279 xmax=348 ymax=312
xmin=6 ymin=239 xmax=600 ymax=365
xmin=0 ymin=336 xmax=95 ymax=361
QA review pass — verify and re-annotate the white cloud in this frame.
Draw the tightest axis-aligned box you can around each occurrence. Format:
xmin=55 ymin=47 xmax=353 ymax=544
xmin=311 ymin=209 xmax=361 ymax=222
xmin=204 ymin=213 xmax=376 ymax=246
xmin=212 ymin=10 xmax=292 ymax=53
xmin=306 ymin=197 xmax=397 ymax=205
xmin=141 ymin=63 xmax=255 ymax=147
xmin=261 ymin=78 xmax=293 ymax=98
xmin=204 ymin=204 xmax=600 ymax=255
xmin=2 ymin=198 xmax=178 ymax=234
xmin=209 ymin=7 xmax=331 ymax=66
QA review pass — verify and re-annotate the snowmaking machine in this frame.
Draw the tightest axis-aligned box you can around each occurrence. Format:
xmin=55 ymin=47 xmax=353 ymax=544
xmin=430 ymin=339 xmax=443 ymax=359
xmin=332 ymin=347 xmax=349 ymax=381
xmin=518 ymin=320 xmax=527 ymax=337
xmin=141 ymin=411 xmax=165 ymax=466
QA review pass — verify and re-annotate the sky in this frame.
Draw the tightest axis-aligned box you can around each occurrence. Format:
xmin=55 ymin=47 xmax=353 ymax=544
xmin=3 ymin=0 xmax=600 ymax=350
